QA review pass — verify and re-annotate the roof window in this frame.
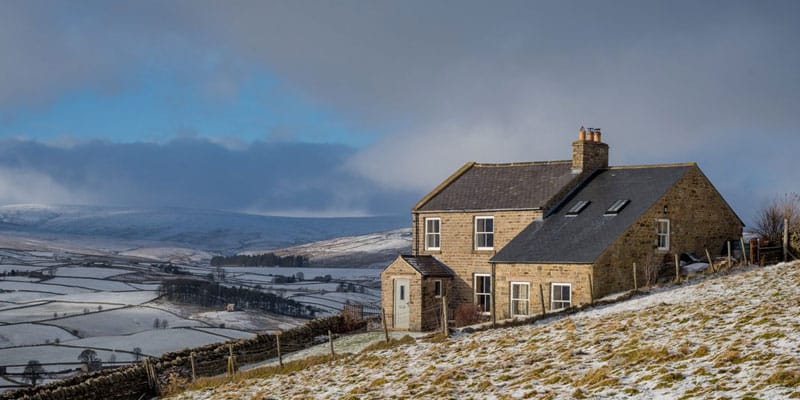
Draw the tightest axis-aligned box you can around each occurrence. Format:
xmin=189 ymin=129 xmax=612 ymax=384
xmin=565 ymin=200 xmax=590 ymax=217
xmin=604 ymin=199 xmax=629 ymax=215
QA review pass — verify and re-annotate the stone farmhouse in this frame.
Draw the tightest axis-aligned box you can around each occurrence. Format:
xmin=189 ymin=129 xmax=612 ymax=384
xmin=381 ymin=128 xmax=743 ymax=331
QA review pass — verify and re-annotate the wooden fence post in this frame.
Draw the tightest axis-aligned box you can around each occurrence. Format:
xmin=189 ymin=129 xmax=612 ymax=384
xmin=381 ymin=308 xmax=390 ymax=343
xmin=674 ymin=254 xmax=680 ymax=283
xmin=441 ymin=296 xmax=448 ymax=337
xmin=632 ymin=262 xmax=638 ymax=291
xmin=539 ymin=284 xmax=546 ymax=315
xmin=740 ymin=237 xmax=748 ymax=265
xmin=705 ymin=249 xmax=713 ymax=273
xmin=190 ymin=352 xmax=196 ymax=382
xmin=227 ymin=345 xmax=236 ymax=376
xmin=328 ymin=330 xmax=335 ymax=362
xmin=727 ymin=241 xmax=732 ymax=268
xmin=784 ymin=218 xmax=789 ymax=262
xmin=276 ymin=333 xmax=283 ymax=367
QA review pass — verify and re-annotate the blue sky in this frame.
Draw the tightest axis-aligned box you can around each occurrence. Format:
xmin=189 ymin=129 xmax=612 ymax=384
xmin=0 ymin=1 xmax=798 ymax=222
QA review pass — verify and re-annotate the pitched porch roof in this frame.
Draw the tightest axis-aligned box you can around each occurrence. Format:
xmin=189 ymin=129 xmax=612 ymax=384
xmin=400 ymin=255 xmax=454 ymax=277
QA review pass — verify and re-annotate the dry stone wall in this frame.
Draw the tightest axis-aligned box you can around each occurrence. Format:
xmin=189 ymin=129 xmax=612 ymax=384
xmin=1 ymin=315 xmax=352 ymax=400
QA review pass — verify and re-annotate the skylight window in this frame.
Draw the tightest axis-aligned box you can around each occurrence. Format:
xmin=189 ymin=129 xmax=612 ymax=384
xmin=604 ymin=199 xmax=629 ymax=215
xmin=565 ymin=200 xmax=590 ymax=217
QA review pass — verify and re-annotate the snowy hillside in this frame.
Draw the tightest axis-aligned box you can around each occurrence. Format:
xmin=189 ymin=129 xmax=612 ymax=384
xmin=243 ymin=228 xmax=411 ymax=268
xmin=0 ymin=204 xmax=407 ymax=254
xmin=172 ymin=261 xmax=800 ymax=399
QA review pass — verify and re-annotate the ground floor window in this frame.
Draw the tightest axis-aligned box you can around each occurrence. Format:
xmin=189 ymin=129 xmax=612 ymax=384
xmin=474 ymin=274 xmax=491 ymax=313
xmin=551 ymin=283 xmax=571 ymax=311
xmin=510 ymin=282 xmax=530 ymax=317
xmin=434 ymin=279 xmax=443 ymax=298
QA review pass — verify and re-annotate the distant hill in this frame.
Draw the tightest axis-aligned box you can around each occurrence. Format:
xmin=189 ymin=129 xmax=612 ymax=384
xmin=0 ymin=204 xmax=407 ymax=255
xmin=241 ymin=228 xmax=412 ymax=268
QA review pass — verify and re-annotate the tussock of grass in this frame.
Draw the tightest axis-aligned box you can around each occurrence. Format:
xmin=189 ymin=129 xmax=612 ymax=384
xmin=766 ymin=369 xmax=800 ymax=387
xmin=575 ymin=365 xmax=619 ymax=388
xmin=361 ymin=335 xmax=416 ymax=352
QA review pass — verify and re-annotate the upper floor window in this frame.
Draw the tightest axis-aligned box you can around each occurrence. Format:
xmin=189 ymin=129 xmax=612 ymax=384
xmin=475 ymin=216 xmax=494 ymax=250
xmin=424 ymin=218 xmax=441 ymax=250
xmin=656 ymin=219 xmax=670 ymax=250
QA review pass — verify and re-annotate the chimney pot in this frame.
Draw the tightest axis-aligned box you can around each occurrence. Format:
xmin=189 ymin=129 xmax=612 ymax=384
xmin=578 ymin=127 xmax=586 ymax=141
xmin=594 ymin=129 xmax=602 ymax=143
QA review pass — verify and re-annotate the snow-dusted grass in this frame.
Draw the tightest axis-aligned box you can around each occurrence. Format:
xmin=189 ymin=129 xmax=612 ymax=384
xmin=0 ymin=323 xmax=78 ymax=348
xmin=47 ymin=306 xmax=207 ymax=337
xmin=172 ymin=262 xmax=800 ymax=400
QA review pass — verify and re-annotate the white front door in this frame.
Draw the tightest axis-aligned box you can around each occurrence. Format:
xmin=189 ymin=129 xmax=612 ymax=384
xmin=393 ymin=278 xmax=410 ymax=329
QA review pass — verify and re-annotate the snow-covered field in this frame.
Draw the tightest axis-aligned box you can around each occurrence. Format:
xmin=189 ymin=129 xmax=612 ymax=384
xmin=246 ymin=228 xmax=411 ymax=268
xmin=171 ymin=261 xmax=800 ymax=400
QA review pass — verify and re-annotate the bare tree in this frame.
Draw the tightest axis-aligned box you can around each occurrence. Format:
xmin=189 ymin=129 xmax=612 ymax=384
xmin=754 ymin=194 xmax=800 ymax=244
xmin=23 ymin=360 xmax=45 ymax=386
xmin=132 ymin=347 xmax=143 ymax=361
xmin=78 ymin=349 xmax=102 ymax=372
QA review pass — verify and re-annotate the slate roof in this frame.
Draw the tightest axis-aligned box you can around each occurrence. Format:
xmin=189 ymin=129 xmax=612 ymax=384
xmin=491 ymin=164 xmax=694 ymax=263
xmin=416 ymin=161 xmax=578 ymax=211
xmin=401 ymin=255 xmax=455 ymax=277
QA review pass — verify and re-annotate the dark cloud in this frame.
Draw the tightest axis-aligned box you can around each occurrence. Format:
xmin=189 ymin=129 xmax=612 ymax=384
xmin=0 ymin=139 xmax=417 ymax=216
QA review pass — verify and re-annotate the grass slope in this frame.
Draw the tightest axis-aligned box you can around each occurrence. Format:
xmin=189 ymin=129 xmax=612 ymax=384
xmin=171 ymin=261 xmax=800 ymax=400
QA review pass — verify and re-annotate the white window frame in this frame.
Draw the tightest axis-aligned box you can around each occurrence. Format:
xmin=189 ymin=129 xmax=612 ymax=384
xmin=424 ymin=217 xmax=441 ymax=250
xmin=656 ymin=218 xmax=670 ymax=251
xmin=474 ymin=216 xmax=494 ymax=250
xmin=433 ymin=279 xmax=443 ymax=298
xmin=551 ymin=283 xmax=571 ymax=311
xmin=510 ymin=282 xmax=530 ymax=317
xmin=474 ymin=274 xmax=492 ymax=314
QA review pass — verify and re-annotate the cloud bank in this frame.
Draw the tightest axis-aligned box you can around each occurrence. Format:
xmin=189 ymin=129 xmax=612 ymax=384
xmin=0 ymin=139 xmax=417 ymax=216
xmin=1 ymin=1 xmax=799 ymax=223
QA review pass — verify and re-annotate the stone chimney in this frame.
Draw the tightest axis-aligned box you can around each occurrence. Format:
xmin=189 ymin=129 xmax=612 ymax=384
xmin=572 ymin=127 xmax=609 ymax=173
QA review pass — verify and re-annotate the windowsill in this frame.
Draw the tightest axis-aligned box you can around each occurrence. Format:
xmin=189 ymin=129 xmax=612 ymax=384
xmin=474 ymin=248 xmax=494 ymax=252
xmin=656 ymin=248 xmax=670 ymax=252
xmin=425 ymin=248 xmax=441 ymax=252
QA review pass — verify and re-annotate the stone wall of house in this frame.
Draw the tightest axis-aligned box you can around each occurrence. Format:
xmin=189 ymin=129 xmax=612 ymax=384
xmin=592 ymin=165 xmax=744 ymax=298
xmin=412 ymin=210 xmax=541 ymax=308
xmin=420 ymin=276 xmax=452 ymax=331
xmin=493 ymin=263 xmax=593 ymax=320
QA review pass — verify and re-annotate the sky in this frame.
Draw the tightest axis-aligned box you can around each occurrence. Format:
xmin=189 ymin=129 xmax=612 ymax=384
xmin=0 ymin=1 xmax=798 ymax=223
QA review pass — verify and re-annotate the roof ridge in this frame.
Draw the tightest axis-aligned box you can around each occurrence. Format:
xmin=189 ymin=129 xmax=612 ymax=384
xmin=608 ymin=162 xmax=696 ymax=169
xmin=474 ymin=160 xmax=571 ymax=167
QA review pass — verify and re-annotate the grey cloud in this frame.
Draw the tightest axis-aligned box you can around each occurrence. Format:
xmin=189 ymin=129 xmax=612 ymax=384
xmin=0 ymin=139 xmax=417 ymax=216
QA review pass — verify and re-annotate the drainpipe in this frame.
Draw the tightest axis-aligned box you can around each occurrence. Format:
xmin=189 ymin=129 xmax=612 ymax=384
xmin=491 ymin=261 xmax=496 ymax=327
